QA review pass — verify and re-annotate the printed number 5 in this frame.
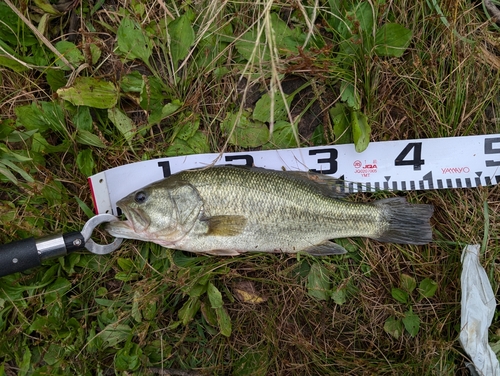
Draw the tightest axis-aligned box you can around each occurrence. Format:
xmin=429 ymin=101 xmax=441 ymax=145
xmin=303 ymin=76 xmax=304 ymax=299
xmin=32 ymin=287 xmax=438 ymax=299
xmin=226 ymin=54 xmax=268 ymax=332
xmin=394 ymin=142 xmax=425 ymax=171
xmin=485 ymin=137 xmax=500 ymax=167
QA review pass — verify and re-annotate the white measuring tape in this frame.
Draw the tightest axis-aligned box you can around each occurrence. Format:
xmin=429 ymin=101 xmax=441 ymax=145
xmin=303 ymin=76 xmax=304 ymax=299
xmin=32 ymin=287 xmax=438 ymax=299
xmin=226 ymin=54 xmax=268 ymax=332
xmin=89 ymin=134 xmax=500 ymax=215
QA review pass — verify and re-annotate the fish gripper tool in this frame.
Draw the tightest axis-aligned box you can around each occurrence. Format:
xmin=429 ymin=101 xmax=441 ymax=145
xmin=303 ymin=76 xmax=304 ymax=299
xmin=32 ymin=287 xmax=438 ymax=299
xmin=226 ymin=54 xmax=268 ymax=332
xmin=0 ymin=214 xmax=123 ymax=277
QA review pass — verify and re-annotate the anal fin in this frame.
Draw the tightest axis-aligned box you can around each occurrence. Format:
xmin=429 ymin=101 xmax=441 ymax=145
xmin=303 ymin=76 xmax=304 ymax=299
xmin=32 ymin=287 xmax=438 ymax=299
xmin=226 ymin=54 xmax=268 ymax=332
xmin=301 ymin=241 xmax=347 ymax=256
xmin=205 ymin=249 xmax=243 ymax=256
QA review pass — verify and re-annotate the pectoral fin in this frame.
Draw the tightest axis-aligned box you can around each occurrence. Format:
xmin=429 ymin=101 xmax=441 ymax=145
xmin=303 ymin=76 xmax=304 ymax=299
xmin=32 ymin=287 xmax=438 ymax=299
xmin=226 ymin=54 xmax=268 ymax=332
xmin=205 ymin=215 xmax=247 ymax=236
xmin=302 ymin=241 xmax=347 ymax=256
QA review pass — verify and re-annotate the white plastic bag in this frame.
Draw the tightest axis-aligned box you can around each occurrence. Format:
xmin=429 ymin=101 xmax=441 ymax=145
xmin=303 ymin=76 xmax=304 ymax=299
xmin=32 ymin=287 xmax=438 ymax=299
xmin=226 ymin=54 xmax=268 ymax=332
xmin=459 ymin=244 xmax=500 ymax=376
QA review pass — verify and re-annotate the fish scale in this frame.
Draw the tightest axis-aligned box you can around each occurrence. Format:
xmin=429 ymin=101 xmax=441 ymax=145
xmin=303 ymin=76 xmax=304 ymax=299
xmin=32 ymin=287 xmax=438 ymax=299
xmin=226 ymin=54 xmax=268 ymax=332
xmin=106 ymin=166 xmax=434 ymax=255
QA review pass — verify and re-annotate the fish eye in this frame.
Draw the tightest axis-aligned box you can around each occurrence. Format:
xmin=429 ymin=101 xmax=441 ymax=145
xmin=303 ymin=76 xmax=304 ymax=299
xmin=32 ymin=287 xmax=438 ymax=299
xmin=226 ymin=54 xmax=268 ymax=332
xmin=134 ymin=190 xmax=148 ymax=204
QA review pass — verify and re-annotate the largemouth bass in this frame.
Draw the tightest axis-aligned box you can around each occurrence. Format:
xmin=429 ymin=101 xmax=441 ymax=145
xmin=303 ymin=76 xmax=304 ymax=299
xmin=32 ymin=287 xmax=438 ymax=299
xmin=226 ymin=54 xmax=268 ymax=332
xmin=106 ymin=166 xmax=433 ymax=255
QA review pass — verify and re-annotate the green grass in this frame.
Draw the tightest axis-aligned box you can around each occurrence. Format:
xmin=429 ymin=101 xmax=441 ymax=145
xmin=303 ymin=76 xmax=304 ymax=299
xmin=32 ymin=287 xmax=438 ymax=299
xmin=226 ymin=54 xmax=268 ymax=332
xmin=1 ymin=0 xmax=500 ymax=374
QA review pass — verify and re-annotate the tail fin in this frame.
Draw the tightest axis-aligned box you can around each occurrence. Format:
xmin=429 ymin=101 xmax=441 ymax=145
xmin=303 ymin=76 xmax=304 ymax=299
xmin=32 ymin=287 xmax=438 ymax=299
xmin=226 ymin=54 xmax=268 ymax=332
xmin=372 ymin=197 xmax=434 ymax=245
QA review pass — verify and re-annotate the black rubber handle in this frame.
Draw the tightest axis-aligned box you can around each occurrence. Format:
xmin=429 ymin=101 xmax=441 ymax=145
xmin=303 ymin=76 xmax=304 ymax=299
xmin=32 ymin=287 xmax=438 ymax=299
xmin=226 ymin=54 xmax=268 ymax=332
xmin=0 ymin=238 xmax=41 ymax=277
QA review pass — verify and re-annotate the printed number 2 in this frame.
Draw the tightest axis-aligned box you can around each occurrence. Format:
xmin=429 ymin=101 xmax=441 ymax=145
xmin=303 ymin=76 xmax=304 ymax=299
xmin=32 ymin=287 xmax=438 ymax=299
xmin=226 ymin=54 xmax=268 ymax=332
xmin=394 ymin=142 xmax=424 ymax=171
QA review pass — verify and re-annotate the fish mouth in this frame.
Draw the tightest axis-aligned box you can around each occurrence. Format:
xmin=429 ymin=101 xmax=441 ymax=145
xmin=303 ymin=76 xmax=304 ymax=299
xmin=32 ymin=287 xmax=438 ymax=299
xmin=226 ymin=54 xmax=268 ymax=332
xmin=105 ymin=206 xmax=150 ymax=239
xmin=123 ymin=206 xmax=150 ymax=230
xmin=105 ymin=219 xmax=134 ymax=238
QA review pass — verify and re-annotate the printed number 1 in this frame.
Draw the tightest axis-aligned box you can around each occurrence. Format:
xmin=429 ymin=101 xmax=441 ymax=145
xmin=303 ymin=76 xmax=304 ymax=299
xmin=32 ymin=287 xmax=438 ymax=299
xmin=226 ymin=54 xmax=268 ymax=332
xmin=394 ymin=142 xmax=424 ymax=171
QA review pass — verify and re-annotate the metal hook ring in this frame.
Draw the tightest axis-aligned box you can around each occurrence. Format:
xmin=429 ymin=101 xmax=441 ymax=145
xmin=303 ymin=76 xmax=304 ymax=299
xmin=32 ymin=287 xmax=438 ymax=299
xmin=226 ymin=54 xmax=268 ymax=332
xmin=81 ymin=214 xmax=124 ymax=255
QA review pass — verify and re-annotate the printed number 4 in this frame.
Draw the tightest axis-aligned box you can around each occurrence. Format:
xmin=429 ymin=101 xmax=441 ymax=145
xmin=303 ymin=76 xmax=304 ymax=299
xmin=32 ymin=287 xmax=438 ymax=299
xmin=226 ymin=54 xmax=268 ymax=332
xmin=394 ymin=143 xmax=425 ymax=171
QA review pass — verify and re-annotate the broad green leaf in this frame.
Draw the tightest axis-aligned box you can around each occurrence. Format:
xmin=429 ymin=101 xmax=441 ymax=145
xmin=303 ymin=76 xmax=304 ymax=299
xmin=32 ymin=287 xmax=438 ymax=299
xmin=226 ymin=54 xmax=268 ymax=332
xmin=235 ymin=29 xmax=268 ymax=62
xmin=0 ymin=2 xmax=37 ymax=46
xmin=0 ymin=164 xmax=19 ymax=184
xmin=131 ymin=291 xmax=142 ymax=323
xmin=0 ymin=159 xmax=33 ymax=182
xmin=331 ymin=289 xmax=347 ymax=305
xmin=15 ymin=103 xmax=47 ymax=131
xmin=330 ymin=287 xmax=347 ymax=305
xmin=143 ymin=299 xmax=157 ymax=321
xmin=94 ymin=298 xmax=115 ymax=307
xmin=264 ymin=121 xmax=298 ymax=149
xmin=108 ymin=108 xmax=136 ymax=147
xmin=55 ymin=41 xmax=84 ymax=69
xmin=253 ymin=92 xmax=293 ymax=123
xmin=311 ymin=124 xmax=327 ymax=146
xmin=141 ymin=76 xmax=169 ymax=124
xmin=351 ymin=109 xmax=370 ymax=152
xmin=178 ymin=297 xmax=201 ymax=325
xmin=175 ymin=120 xmax=199 ymax=141
xmin=221 ymin=112 xmax=269 ymax=148
xmin=120 ymin=71 xmax=144 ymax=93
xmin=73 ymin=106 xmax=92 ymax=132
xmin=89 ymin=43 xmax=102 ymax=65
xmin=19 ymin=348 xmax=32 ymax=373
xmin=391 ymin=287 xmax=408 ymax=304
xmin=76 ymin=129 xmax=106 ymax=148
xmin=307 ymin=263 xmax=331 ymax=301
xmin=117 ymin=258 xmax=135 ymax=272
xmin=402 ymin=309 xmax=420 ymax=337
xmin=44 ymin=343 xmax=64 ymax=366
xmin=41 ymin=180 xmax=67 ymax=207
xmin=207 ymin=283 xmax=223 ymax=309
xmin=490 ymin=340 xmax=500 ymax=355
xmin=0 ymin=55 xmax=29 ymax=72
xmin=117 ymin=17 xmax=152 ymax=63
xmin=161 ymin=101 xmax=182 ymax=118
xmin=45 ymin=277 xmax=72 ymax=302
xmin=115 ymin=341 xmax=142 ymax=371
xmin=195 ymin=23 xmax=232 ymax=69
xmin=32 ymin=132 xmax=70 ymax=154
xmin=40 ymin=101 xmax=66 ymax=134
xmin=341 ymin=82 xmax=360 ymax=110
xmin=384 ymin=316 xmax=403 ymax=339
xmin=330 ymin=103 xmax=352 ymax=144
xmin=34 ymin=0 xmax=62 ymax=15
xmin=270 ymin=13 xmax=299 ymax=54
xmin=59 ymin=252 xmax=80 ymax=275
xmin=188 ymin=283 xmax=208 ymax=298
xmin=3 ymin=128 xmax=37 ymax=143
xmin=166 ymin=131 xmax=210 ymax=156
xmin=215 ymin=306 xmax=232 ymax=337
xmin=45 ymin=69 xmax=67 ymax=91
xmin=30 ymin=316 xmax=50 ymax=333
xmin=186 ymin=131 xmax=210 ymax=154
xmin=76 ymin=149 xmax=95 ymax=177
xmin=168 ymin=14 xmax=195 ymax=67
xmin=99 ymin=324 xmax=132 ymax=348
xmin=58 ymin=77 xmax=118 ymax=109
xmin=355 ymin=2 xmax=374 ymax=35
xmin=235 ymin=13 xmax=300 ymax=61
xmin=375 ymin=23 xmax=412 ymax=58
xmin=419 ymin=278 xmax=438 ymax=298
xmin=400 ymin=274 xmax=417 ymax=293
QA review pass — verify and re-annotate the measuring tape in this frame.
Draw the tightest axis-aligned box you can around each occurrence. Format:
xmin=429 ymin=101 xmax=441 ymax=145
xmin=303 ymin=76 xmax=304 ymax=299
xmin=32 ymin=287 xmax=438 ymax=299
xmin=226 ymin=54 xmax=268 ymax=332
xmin=89 ymin=134 xmax=500 ymax=215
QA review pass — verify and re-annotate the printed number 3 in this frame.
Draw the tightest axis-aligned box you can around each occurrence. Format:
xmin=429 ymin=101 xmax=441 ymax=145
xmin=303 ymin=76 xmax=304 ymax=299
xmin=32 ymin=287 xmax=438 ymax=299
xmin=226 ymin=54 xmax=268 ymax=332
xmin=394 ymin=142 xmax=425 ymax=171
